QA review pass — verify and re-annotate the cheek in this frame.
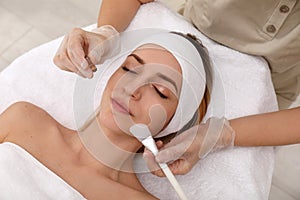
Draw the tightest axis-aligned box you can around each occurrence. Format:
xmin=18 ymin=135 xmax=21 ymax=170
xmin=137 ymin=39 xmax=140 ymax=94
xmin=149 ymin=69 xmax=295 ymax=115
xmin=106 ymin=71 xmax=120 ymax=91
xmin=100 ymin=70 xmax=123 ymax=109
xmin=130 ymin=98 xmax=178 ymax=126
xmin=98 ymin=81 xmax=117 ymax=127
xmin=163 ymin=101 xmax=178 ymax=122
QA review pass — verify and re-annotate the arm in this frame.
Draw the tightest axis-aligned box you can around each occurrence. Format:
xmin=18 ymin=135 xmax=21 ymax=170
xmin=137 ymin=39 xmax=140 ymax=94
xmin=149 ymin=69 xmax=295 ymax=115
xmin=0 ymin=108 xmax=11 ymax=143
xmin=232 ymin=106 xmax=300 ymax=146
xmin=0 ymin=103 xmax=20 ymax=143
xmin=145 ymin=107 xmax=300 ymax=176
xmin=0 ymin=102 xmax=58 ymax=143
xmin=0 ymin=102 xmax=29 ymax=143
xmin=98 ymin=0 xmax=154 ymax=32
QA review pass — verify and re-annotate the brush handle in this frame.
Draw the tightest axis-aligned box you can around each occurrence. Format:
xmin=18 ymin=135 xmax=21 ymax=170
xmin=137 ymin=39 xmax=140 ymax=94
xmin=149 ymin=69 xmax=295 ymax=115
xmin=159 ymin=163 xmax=189 ymax=200
xmin=130 ymin=125 xmax=189 ymax=200
xmin=143 ymin=138 xmax=188 ymax=200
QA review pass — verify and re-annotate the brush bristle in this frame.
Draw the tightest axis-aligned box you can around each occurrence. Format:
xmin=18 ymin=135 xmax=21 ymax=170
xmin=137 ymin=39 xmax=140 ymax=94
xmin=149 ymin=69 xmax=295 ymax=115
xmin=129 ymin=124 xmax=152 ymax=142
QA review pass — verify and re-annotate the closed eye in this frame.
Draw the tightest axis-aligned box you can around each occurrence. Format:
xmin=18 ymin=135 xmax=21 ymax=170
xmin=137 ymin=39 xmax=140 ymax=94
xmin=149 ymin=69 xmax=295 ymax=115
xmin=152 ymin=84 xmax=168 ymax=99
xmin=122 ymin=66 xmax=138 ymax=74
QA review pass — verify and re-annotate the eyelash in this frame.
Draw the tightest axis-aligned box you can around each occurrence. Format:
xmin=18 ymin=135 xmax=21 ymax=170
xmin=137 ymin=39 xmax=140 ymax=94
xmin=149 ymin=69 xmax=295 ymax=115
xmin=122 ymin=66 xmax=168 ymax=99
xmin=152 ymin=84 xmax=168 ymax=99
xmin=122 ymin=66 xmax=137 ymax=74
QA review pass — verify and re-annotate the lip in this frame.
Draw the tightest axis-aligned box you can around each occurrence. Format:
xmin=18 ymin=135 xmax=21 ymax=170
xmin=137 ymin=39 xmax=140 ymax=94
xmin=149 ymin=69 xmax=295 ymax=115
xmin=111 ymin=98 xmax=131 ymax=115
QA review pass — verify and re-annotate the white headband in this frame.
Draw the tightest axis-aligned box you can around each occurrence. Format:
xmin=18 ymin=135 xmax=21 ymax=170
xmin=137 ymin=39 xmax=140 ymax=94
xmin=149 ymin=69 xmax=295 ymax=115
xmin=73 ymin=30 xmax=206 ymax=138
xmin=139 ymin=33 xmax=206 ymax=137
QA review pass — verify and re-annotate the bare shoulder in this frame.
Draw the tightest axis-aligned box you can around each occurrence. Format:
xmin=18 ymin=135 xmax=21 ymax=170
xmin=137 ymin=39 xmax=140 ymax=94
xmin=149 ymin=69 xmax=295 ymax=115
xmin=0 ymin=101 xmax=53 ymax=123
xmin=0 ymin=102 xmax=59 ymax=142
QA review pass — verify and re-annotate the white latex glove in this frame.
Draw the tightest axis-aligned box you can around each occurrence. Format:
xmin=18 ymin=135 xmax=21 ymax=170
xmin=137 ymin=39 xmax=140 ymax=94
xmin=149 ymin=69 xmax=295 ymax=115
xmin=143 ymin=117 xmax=235 ymax=176
xmin=53 ymin=25 xmax=120 ymax=78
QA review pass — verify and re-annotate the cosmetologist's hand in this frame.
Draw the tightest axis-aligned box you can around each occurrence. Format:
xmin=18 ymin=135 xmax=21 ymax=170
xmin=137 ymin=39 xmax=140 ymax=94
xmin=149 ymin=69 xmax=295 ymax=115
xmin=53 ymin=25 xmax=120 ymax=78
xmin=143 ymin=117 xmax=235 ymax=177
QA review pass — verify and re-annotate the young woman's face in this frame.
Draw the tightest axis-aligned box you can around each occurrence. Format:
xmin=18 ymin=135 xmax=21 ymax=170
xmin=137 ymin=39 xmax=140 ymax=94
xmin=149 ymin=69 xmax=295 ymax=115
xmin=98 ymin=45 xmax=182 ymax=136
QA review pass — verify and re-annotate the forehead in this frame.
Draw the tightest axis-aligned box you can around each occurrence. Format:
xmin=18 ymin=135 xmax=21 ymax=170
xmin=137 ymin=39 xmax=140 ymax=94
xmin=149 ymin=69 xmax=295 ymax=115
xmin=131 ymin=44 xmax=182 ymax=74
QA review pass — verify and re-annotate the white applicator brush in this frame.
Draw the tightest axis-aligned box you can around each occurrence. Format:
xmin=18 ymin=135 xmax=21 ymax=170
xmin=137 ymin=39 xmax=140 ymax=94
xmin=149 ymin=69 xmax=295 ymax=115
xmin=130 ymin=124 xmax=188 ymax=200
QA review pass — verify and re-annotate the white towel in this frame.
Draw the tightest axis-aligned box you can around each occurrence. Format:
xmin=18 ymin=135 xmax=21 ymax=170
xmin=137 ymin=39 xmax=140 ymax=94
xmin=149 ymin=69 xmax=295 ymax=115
xmin=0 ymin=142 xmax=86 ymax=200
xmin=129 ymin=3 xmax=277 ymax=200
xmin=0 ymin=2 xmax=278 ymax=200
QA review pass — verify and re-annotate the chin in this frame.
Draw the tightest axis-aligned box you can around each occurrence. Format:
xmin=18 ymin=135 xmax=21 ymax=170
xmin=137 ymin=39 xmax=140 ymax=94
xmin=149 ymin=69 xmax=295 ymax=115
xmin=98 ymin=111 xmax=129 ymax=135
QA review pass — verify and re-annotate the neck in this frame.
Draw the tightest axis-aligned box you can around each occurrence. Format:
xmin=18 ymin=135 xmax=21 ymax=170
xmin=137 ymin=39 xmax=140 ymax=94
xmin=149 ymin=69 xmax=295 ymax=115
xmin=76 ymin=116 xmax=142 ymax=174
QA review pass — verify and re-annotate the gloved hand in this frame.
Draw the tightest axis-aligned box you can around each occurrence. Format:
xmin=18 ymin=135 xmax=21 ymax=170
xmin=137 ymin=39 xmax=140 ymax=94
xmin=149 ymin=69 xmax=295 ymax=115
xmin=143 ymin=117 xmax=235 ymax=177
xmin=53 ymin=25 xmax=120 ymax=78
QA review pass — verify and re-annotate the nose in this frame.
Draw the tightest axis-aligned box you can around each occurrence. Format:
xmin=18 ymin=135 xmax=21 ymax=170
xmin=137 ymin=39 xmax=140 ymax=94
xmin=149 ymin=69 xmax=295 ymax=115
xmin=123 ymin=83 xmax=143 ymax=100
xmin=119 ymin=71 xmax=148 ymax=100
xmin=131 ymin=89 xmax=141 ymax=100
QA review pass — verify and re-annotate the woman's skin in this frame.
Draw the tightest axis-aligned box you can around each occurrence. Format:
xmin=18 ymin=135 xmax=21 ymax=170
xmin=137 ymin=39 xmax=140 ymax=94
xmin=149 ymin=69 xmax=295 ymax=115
xmin=98 ymin=0 xmax=154 ymax=31
xmin=0 ymin=46 xmax=182 ymax=200
xmin=54 ymin=0 xmax=300 ymax=177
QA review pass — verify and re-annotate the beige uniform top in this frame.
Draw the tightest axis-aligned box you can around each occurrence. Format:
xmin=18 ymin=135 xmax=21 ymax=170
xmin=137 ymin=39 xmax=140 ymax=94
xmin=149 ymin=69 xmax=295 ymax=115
xmin=183 ymin=0 xmax=300 ymax=109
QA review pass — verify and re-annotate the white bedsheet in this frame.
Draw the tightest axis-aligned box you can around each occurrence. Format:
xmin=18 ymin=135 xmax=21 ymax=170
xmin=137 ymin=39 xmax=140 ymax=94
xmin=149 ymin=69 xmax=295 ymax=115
xmin=0 ymin=2 xmax=278 ymax=200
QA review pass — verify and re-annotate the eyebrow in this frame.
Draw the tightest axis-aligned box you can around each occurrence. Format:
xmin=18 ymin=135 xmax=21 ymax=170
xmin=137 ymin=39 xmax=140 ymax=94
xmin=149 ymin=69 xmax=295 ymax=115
xmin=156 ymin=73 xmax=178 ymax=93
xmin=129 ymin=53 xmax=145 ymax=65
xmin=129 ymin=53 xmax=178 ymax=93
